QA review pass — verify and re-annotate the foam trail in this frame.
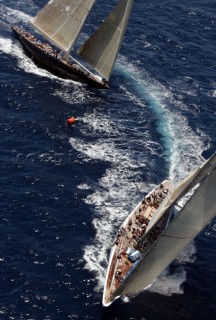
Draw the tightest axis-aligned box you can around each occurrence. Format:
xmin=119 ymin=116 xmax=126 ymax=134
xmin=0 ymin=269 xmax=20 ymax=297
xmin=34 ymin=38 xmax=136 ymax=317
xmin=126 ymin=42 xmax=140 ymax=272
xmin=0 ymin=36 xmax=56 ymax=79
xmin=0 ymin=4 xmax=32 ymax=25
xmin=116 ymin=60 xmax=173 ymax=164
xmin=116 ymin=56 xmax=207 ymax=181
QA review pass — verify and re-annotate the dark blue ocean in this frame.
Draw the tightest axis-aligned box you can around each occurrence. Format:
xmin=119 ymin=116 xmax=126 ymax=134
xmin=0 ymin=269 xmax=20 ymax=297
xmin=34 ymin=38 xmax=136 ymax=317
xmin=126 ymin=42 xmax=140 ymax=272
xmin=0 ymin=0 xmax=216 ymax=319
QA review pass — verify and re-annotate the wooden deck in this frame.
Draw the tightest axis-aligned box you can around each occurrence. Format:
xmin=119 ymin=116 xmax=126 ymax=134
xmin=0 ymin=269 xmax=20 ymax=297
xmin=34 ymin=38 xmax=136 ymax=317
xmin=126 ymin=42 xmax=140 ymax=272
xmin=103 ymin=180 xmax=172 ymax=305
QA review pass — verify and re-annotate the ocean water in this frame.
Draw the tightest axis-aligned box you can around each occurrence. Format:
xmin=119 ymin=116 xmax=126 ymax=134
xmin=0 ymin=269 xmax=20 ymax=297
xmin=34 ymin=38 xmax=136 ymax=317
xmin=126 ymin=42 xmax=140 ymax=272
xmin=0 ymin=0 xmax=216 ymax=319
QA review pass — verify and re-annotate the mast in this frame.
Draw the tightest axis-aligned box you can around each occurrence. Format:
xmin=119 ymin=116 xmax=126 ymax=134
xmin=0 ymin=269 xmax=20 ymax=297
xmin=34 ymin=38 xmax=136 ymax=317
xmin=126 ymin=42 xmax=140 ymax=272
xmin=114 ymin=166 xmax=216 ymax=297
xmin=32 ymin=0 xmax=96 ymax=54
xmin=78 ymin=0 xmax=134 ymax=80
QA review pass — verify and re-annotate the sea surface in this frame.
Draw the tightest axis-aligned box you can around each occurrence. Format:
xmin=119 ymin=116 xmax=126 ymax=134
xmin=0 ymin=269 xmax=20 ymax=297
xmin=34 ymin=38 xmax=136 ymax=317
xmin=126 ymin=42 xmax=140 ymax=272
xmin=0 ymin=0 xmax=216 ymax=319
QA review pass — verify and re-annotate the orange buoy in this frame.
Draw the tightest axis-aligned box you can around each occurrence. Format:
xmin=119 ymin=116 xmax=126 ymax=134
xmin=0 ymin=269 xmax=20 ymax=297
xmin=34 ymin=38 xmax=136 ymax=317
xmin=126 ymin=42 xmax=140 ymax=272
xmin=66 ymin=117 xmax=76 ymax=126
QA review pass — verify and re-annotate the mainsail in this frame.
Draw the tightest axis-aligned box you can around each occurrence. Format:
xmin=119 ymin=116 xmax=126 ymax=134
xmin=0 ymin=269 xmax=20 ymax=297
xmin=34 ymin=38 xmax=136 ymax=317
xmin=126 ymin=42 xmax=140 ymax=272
xmin=32 ymin=0 xmax=96 ymax=53
xmin=114 ymin=166 xmax=216 ymax=297
xmin=78 ymin=0 xmax=134 ymax=80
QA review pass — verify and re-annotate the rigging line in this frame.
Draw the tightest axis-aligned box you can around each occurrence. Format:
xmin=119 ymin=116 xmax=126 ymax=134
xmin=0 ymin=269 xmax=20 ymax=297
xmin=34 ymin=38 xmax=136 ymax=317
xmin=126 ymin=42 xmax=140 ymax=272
xmin=162 ymin=234 xmax=195 ymax=240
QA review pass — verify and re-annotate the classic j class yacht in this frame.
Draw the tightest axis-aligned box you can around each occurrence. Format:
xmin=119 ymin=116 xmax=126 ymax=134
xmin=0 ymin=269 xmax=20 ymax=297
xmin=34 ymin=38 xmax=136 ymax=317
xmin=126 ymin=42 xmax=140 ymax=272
xmin=11 ymin=0 xmax=134 ymax=89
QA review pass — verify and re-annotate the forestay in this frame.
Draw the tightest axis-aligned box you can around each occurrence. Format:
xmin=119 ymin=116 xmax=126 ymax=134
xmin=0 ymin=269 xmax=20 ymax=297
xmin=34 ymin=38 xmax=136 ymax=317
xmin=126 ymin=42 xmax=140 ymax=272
xmin=114 ymin=167 xmax=216 ymax=297
xmin=78 ymin=0 xmax=134 ymax=80
xmin=32 ymin=0 xmax=96 ymax=52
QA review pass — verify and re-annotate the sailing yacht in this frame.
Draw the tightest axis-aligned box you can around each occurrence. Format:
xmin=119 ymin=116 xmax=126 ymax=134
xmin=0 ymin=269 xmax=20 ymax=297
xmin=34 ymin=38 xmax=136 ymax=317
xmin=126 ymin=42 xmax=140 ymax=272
xmin=103 ymin=152 xmax=216 ymax=306
xmin=11 ymin=0 xmax=134 ymax=89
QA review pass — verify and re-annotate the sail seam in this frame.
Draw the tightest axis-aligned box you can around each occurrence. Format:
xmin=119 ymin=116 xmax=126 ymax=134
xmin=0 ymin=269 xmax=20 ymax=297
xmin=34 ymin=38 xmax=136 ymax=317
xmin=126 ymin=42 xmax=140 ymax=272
xmin=162 ymin=234 xmax=195 ymax=239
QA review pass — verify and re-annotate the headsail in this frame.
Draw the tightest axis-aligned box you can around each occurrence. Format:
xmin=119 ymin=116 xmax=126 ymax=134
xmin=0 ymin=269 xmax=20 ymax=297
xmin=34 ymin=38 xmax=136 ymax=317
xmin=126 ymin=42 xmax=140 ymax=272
xmin=114 ymin=167 xmax=216 ymax=297
xmin=32 ymin=0 xmax=96 ymax=53
xmin=78 ymin=0 xmax=134 ymax=80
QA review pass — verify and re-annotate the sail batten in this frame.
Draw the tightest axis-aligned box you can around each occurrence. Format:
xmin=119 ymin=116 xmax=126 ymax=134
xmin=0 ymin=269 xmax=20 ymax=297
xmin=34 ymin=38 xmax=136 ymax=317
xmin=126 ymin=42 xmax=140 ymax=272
xmin=78 ymin=0 xmax=134 ymax=80
xmin=32 ymin=0 xmax=96 ymax=53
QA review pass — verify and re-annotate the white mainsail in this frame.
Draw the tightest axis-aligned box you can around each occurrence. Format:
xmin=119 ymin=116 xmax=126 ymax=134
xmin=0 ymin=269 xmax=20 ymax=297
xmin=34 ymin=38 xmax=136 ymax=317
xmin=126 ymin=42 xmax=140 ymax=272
xmin=114 ymin=166 xmax=216 ymax=297
xmin=78 ymin=0 xmax=134 ymax=80
xmin=32 ymin=0 xmax=96 ymax=53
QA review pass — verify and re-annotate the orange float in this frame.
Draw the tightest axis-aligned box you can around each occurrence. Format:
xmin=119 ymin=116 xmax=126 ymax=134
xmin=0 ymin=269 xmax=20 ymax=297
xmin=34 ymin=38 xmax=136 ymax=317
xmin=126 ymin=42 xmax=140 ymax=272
xmin=66 ymin=117 xmax=76 ymax=126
